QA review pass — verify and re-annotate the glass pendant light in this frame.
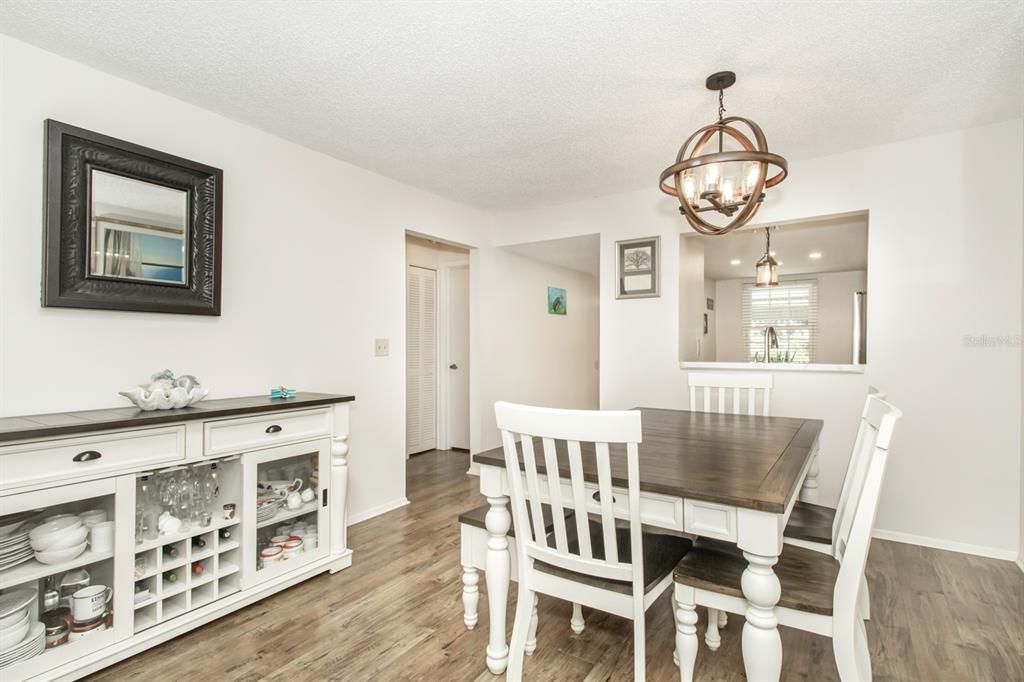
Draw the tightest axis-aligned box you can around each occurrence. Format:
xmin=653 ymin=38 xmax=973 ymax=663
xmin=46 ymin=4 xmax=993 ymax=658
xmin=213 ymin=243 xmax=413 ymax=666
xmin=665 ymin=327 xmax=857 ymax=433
xmin=755 ymin=227 xmax=779 ymax=287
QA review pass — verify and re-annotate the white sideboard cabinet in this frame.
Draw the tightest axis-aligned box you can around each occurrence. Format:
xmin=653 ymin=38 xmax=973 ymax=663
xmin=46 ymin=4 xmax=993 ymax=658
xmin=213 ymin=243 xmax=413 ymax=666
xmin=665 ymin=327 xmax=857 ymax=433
xmin=0 ymin=392 xmax=353 ymax=681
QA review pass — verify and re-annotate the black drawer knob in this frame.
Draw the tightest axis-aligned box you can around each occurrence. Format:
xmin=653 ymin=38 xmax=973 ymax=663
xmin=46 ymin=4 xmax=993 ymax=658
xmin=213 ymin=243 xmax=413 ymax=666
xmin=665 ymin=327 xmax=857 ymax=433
xmin=265 ymin=424 xmax=283 ymax=434
xmin=73 ymin=450 xmax=102 ymax=462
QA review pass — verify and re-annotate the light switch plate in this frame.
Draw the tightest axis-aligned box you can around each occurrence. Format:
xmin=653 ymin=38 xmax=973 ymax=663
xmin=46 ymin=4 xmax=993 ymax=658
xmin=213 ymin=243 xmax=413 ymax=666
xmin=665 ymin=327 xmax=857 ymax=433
xmin=374 ymin=338 xmax=389 ymax=356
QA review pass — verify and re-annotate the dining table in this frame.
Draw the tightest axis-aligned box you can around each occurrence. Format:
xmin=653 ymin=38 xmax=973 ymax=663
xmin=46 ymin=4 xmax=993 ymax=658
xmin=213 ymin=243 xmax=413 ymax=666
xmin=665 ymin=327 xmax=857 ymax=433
xmin=472 ymin=406 xmax=823 ymax=681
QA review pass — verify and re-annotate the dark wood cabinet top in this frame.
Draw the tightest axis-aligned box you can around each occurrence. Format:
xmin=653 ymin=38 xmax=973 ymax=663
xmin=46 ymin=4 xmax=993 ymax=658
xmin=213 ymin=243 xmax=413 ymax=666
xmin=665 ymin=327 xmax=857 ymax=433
xmin=0 ymin=392 xmax=354 ymax=444
xmin=473 ymin=407 xmax=822 ymax=513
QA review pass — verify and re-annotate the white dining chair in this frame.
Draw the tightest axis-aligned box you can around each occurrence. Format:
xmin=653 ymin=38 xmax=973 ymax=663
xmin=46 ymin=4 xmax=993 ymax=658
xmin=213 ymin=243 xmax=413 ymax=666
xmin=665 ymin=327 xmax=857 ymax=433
xmin=687 ymin=372 xmax=773 ymax=416
xmin=494 ymin=401 xmax=692 ymax=681
xmin=672 ymin=395 xmax=902 ymax=682
xmin=785 ymin=386 xmax=886 ymax=554
xmin=685 ymin=371 xmax=773 ymax=638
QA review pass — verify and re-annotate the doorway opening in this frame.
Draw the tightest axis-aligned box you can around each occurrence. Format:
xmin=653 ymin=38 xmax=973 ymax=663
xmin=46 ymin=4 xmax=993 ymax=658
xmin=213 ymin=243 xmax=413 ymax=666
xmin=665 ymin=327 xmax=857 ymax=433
xmin=406 ymin=233 xmax=471 ymax=457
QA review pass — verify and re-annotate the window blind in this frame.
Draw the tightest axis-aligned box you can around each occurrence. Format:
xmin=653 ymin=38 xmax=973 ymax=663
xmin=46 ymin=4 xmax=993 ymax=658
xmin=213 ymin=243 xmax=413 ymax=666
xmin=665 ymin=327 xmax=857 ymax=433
xmin=742 ymin=280 xmax=818 ymax=363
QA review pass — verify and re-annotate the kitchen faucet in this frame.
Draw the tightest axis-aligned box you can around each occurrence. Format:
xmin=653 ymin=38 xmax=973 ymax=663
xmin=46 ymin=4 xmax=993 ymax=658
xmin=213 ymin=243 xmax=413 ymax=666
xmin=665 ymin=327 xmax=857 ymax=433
xmin=763 ymin=326 xmax=779 ymax=363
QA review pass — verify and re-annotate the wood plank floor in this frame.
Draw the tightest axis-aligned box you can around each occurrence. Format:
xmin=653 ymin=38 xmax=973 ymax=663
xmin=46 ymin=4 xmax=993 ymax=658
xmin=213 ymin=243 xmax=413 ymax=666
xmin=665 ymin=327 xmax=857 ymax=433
xmin=89 ymin=450 xmax=1024 ymax=681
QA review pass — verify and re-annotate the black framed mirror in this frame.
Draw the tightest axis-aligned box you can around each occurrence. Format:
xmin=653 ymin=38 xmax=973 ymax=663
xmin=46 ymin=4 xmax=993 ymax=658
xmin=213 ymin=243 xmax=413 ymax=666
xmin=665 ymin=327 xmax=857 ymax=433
xmin=43 ymin=120 xmax=223 ymax=315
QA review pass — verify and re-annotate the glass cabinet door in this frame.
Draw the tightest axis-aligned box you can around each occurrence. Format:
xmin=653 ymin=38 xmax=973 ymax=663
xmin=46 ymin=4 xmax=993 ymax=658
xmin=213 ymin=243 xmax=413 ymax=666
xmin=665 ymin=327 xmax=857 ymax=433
xmin=242 ymin=440 xmax=329 ymax=588
xmin=0 ymin=478 xmax=126 ymax=678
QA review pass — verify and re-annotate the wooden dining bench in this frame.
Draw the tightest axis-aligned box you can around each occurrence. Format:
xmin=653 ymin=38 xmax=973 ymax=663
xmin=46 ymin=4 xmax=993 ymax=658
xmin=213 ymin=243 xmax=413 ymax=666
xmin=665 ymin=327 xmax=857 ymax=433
xmin=459 ymin=502 xmax=585 ymax=649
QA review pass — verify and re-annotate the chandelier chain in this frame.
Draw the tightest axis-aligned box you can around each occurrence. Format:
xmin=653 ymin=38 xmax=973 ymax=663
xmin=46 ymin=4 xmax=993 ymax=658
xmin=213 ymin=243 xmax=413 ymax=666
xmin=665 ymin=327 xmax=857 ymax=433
xmin=718 ymin=89 xmax=726 ymax=122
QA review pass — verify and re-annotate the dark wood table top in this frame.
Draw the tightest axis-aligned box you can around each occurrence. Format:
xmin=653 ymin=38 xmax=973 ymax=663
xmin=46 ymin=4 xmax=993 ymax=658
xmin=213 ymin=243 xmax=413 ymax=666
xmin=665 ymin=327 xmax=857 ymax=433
xmin=0 ymin=392 xmax=355 ymax=444
xmin=473 ymin=407 xmax=822 ymax=513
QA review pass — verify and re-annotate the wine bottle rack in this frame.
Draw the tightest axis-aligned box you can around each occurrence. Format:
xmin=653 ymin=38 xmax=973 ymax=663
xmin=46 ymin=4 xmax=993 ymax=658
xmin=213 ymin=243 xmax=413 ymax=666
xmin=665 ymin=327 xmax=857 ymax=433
xmin=132 ymin=518 xmax=241 ymax=633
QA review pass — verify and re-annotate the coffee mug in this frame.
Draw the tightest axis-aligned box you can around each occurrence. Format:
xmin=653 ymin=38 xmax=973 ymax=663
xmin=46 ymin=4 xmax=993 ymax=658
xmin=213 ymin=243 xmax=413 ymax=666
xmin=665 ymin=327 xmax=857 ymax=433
xmin=72 ymin=585 xmax=112 ymax=622
xmin=90 ymin=521 xmax=114 ymax=553
xmin=300 ymin=488 xmax=315 ymax=503
xmin=286 ymin=491 xmax=302 ymax=510
xmin=222 ymin=503 xmax=236 ymax=520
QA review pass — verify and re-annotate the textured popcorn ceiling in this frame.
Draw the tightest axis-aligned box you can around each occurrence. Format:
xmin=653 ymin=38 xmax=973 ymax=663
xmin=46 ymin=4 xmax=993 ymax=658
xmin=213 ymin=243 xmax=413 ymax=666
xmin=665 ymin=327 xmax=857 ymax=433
xmin=1 ymin=1 xmax=1021 ymax=210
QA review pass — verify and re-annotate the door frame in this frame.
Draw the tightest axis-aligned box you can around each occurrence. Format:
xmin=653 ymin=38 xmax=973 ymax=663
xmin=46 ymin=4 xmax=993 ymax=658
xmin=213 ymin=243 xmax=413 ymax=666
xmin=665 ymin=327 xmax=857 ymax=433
xmin=436 ymin=261 xmax=469 ymax=451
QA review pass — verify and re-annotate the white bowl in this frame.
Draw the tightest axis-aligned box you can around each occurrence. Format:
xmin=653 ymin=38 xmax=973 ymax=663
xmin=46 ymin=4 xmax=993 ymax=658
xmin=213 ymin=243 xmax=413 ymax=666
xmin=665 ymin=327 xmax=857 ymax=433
xmin=30 ymin=524 xmax=88 ymax=552
xmin=28 ymin=517 xmax=82 ymax=544
xmin=34 ymin=540 xmax=88 ymax=565
xmin=119 ymin=386 xmax=208 ymax=411
xmin=0 ymin=607 xmax=26 ymax=630
xmin=0 ymin=612 xmax=29 ymax=651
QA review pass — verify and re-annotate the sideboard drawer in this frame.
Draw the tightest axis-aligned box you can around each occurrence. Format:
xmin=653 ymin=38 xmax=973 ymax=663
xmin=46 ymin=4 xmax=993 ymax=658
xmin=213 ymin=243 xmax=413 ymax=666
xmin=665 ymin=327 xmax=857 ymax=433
xmin=204 ymin=408 xmax=331 ymax=456
xmin=0 ymin=426 xmax=185 ymax=490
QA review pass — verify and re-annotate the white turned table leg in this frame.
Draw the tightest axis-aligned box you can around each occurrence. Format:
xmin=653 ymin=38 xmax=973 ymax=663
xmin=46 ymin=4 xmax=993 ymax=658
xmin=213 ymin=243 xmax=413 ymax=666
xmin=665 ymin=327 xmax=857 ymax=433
xmin=800 ymin=449 xmax=820 ymax=504
xmin=741 ymin=550 xmax=782 ymax=682
xmin=570 ymin=602 xmax=585 ymax=634
xmin=525 ymin=593 xmax=539 ymax=655
xmin=484 ymin=495 xmax=511 ymax=674
xmin=462 ymin=566 xmax=479 ymax=629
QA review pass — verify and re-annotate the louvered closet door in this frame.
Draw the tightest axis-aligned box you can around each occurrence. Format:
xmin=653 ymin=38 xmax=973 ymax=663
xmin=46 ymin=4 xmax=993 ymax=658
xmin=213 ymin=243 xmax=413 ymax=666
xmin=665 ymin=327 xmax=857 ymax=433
xmin=406 ymin=265 xmax=437 ymax=455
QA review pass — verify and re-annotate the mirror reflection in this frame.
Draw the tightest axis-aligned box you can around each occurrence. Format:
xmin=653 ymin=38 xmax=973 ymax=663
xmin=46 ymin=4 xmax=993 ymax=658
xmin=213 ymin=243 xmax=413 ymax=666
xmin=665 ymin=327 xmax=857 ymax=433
xmin=89 ymin=170 xmax=188 ymax=285
xmin=681 ymin=212 xmax=869 ymax=365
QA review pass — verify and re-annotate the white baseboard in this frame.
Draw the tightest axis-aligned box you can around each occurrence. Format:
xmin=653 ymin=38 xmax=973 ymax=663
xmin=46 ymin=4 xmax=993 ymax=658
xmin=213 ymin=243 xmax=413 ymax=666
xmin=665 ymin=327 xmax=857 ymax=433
xmin=1016 ymin=554 xmax=1024 ymax=574
xmin=872 ymin=528 xmax=1018 ymax=562
xmin=347 ymin=497 xmax=410 ymax=526
xmin=466 ymin=461 xmax=480 ymax=476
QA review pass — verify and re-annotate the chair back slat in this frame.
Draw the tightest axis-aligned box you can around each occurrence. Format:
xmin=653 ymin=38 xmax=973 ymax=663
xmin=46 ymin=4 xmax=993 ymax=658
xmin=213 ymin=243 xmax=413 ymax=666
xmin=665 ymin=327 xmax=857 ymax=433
xmin=833 ymin=396 xmax=901 ymax=627
xmin=594 ymin=441 xmax=619 ymax=564
xmin=518 ymin=435 xmax=549 ymax=547
xmin=494 ymin=401 xmax=643 ymax=587
xmin=541 ymin=437 xmax=570 ymax=552
xmin=687 ymin=372 xmax=773 ymax=416
xmin=566 ymin=439 xmax=594 ymax=559
xmin=831 ymin=386 xmax=886 ymax=549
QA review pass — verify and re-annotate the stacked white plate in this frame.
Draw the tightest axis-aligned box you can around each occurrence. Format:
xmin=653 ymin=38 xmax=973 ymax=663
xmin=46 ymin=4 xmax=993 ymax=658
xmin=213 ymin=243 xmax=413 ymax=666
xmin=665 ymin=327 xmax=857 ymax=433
xmin=0 ymin=588 xmax=42 ymax=669
xmin=0 ymin=622 xmax=44 ymax=669
xmin=30 ymin=517 xmax=88 ymax=565
xmin=0 ymin=515 xmax=35 ymax=571
xmin=256 ymin=497 xmax=280 ymax=523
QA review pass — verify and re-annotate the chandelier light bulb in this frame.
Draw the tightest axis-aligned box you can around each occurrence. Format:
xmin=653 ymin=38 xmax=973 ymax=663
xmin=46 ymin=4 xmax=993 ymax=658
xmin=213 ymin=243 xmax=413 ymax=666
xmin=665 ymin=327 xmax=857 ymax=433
xmin=705 ymin=163 xmax=721 ymax=192
xmin=721 ymin=178 xmax=735 ymax=204
xmin=681 ymin=171 xmax=697 ymax=204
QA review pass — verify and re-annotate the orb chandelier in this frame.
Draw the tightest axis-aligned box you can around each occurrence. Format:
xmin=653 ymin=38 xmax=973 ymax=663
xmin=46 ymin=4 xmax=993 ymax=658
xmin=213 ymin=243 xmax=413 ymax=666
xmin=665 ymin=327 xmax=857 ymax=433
xmin=659 ymin=71 xmax=789 ymax=235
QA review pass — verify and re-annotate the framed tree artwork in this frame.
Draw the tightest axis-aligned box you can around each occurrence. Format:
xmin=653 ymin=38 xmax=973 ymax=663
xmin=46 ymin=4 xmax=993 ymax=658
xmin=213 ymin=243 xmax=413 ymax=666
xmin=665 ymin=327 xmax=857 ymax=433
xmin=615 ymin=236 xmax=660 ymax=299
xmin=42 ymin=120 xmax=224 ymax=315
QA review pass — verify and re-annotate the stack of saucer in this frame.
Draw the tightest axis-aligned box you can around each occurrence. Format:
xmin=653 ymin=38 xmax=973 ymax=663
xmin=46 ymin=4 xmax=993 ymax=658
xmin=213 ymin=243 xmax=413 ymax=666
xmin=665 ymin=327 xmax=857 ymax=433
xmin=256 ymin=497 xmax=280 ymax=523
xmin=0 ymin=514 xmax=35 ymax=571
xmin=0 ymin=622 xmax=44 ymax=669
xmin=0 ymin=588 xmax=43 ymax=669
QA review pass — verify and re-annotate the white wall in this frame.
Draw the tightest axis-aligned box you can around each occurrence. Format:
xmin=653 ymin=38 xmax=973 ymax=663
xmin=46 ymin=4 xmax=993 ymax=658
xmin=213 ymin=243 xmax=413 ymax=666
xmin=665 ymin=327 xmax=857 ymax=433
xmin=713 ymin=270 xmax=866 ymax=364
xmin=495 ymin=118 xmax=1024 ymax=558
xmin=703 ymin=276 xmax=716 ymax=362
xmin=678 ymin=237 xmax=704 ymax=362
xmin=473 ymin=248 xmax=599 ymax=452
xmin=0 ymin=37 xmax=494 ymax=522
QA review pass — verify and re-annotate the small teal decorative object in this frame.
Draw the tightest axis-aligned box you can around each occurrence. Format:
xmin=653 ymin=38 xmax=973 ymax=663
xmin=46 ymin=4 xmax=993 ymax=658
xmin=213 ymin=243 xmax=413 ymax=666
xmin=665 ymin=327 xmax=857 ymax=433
xmin=270 ymin=386 xmax=297 ymax=400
